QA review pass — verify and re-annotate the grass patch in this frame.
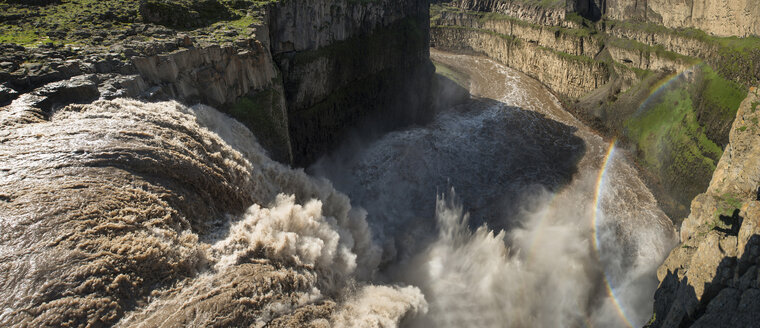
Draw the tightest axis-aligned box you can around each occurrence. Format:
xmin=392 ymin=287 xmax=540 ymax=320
xmin=607 ymin=36 xmax=699 ymax=64
xmin=505 ymin=0 xmax=565 ymax=8
xmin=0 ymin=0 xmax=272 ymax=46
xmin=699 ymin=64 xmax=748 ymax=120
xmin=625 ymin=84 xmax=723 ymax=196
xmin=228 ymin=86 xmax=288 ymax=158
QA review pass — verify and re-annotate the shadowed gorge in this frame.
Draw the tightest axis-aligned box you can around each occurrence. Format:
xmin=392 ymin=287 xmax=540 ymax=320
xmin=2 ymin=0 xmax=760 ymax=327
xmin=310 ymin=51 xmax=676 ymax=326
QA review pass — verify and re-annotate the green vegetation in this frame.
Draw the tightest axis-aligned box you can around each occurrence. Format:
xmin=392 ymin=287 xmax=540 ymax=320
xmin=228 ymin=86 xmax=289 ymax=160
xmin=0 ymin=0 xmax=273 ymax=46
xmin=504 ymin=0 xmax=564 ymax=8
xmin=477 ymin=8 xmax=595 ymax=38
xmin=699 ymin=65 xmax=748 ymax=120
xmin=431 ymin=4 xmax=596 ymax=39
xmin=607 ymin=19 xmax=760 ymax=87
xmin=715 ymin=192 xmax=743 ymax=217
xmin=606 ymin=36 xmax=698 ymax=64
xmin=699 ymin=192 xmax=744 ymax=234
xmin=430 ymin=3 xmax=461 ymax=22
xmin=542 ymin=45 xmax=597 ymax=64
xmin=625 ymin=84 xmax=723 ymax=198
xmin=0 ymin=0 xmax=139 ymax=46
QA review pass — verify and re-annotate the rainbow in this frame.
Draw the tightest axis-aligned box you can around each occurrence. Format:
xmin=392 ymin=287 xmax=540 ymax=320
xmin=633 ymin=63 xmax=701 ymax=118
xmin=590 ymin=139 xmax=634 ymax=328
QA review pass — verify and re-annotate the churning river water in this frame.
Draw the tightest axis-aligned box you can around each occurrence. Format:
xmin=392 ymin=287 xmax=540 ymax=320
xmin=311 ymin=49 xmax=678 ymax=327
xmin=0 ymin=50 xmax=676 ymax=327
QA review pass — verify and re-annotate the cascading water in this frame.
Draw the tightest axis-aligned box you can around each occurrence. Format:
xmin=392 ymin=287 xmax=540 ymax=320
xmin=0 ymin=50 xmax=677 ymax=327
xmin=311 ymin=50 xmax=678 ymax=327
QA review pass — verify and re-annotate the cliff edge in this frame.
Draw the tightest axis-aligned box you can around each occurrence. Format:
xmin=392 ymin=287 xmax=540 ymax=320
xmin=646 ymin=88 xmax=760 ymax=327
xmin=0 ymin=0 xmax=433 ymax=166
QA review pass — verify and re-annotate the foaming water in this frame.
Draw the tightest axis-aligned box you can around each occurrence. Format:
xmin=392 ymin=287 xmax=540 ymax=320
xmin=2 ymin=51 xmax=676 ymax=327
xmin=0 ymin=99 xmax=424 ymax=327
xmin=311 ymin=50 xmax=678 ymax=327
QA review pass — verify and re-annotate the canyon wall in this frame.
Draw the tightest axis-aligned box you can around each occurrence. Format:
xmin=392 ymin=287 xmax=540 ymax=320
xmin=269 ymin=0 xmax=433 ymax=166
xmin=431 ymin=24 xmax=609 ymax=99
xmin=448 ymin=0 xmax=760 ymax=37
xmin=445 ymin=0 xmax=570 ymax=26
xmin=0 ymin=0 xmax=434 ymax=166
xmin=606 ymin=0 xmax=760 ymax=37
xmin=430 ymin=0 xmax=752 ymax=221
xmin=431 ymin=1 xmax=760 ymax=326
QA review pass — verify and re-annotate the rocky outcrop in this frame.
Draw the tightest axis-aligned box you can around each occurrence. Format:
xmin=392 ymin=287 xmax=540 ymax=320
xmin=445 ymin=0 xmax=570 ymax=27
xmin=432 ymin=25 xmax=609 ymax=98
xmin=433 ymin=10 xmax=603 ymax=56
xmin=131 ymin=40 xmax=276 ymax=107
xmin=605 ymin=0 xmax=760 ymax=38
xmin=648 ymin=88 xmax=760 ymax=327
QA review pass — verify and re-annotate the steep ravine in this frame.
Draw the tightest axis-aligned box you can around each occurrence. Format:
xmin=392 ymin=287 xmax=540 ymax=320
xmin=269 ymin=0 xmax=433 ymax=166
xmin=430 ymin=1 xmax=752 ymax=221
xmin=0 ymin=0 xmax=434 ymax=167
xmin=431 ymin=1 xmax=760 ymax=327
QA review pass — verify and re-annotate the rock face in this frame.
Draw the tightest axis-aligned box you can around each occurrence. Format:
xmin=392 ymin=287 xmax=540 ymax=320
xmin=445 ymin=0 xmax=569 ymax=26
xmin=605 ymin=0 xmax=760 ymax=37
xmin=431 ymin=25 xmax=609 ymax=99
xmin=647 ymin=88 xmax=760 ymax=327
xmin=269 ymin=0 xmax=433 ymax=166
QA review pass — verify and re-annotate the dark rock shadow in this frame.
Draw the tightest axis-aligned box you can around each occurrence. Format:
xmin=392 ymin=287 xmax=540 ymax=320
xmin=716 ymin=209 xmax=743 ymax=236
xmin=648 ymin=216 xmax=760 ymax=327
